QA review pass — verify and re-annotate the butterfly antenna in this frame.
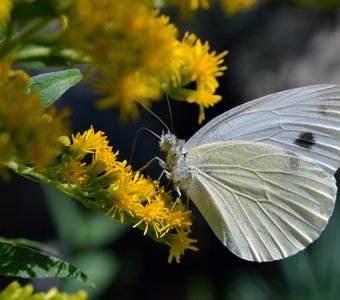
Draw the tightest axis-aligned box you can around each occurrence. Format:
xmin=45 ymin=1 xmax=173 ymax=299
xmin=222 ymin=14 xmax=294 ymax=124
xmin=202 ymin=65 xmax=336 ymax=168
xmin=135 ymin=98 xmax=170 ymax=133
xmin=129 ymin=127 xmax=161 ymax=164
xmin=166 ymin=94 xmax=174 ymax=132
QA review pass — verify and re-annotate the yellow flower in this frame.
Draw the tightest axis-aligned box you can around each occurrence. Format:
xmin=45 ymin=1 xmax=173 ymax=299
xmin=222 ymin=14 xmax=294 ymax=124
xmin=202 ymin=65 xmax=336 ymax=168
xmin=134 ymin=193 xmax=170 ymax=237
xmin=188 ymin=0 xmax=211 ymax=10
xmin=126 ymin=9 xmax=180 ymax=82
xmin=47 ymin=126 xmax=197 ymax=262
xmin=67 ymin=1 xmax=185 ymax=120
xmin=62 ymin=160 xmax=88 ymax=185
xmin=170 ymin=33 xmax=227 ymax=123
xmin=107 ymin=172 xmax=154 ymax=222
xmin=0 ymin=281 xmax=87 ymax=300
xmin=71 ymin=126 xmax=108 ymax=155
xmin=161 ymin=0 xmax=210 ymax=19
xmin=60 ymin=125 xmax=133 ymax=188
xmin=0 ymin=62 xmax=69 ymax=166
xmin=220 ymin=0 xmax=257 ymax=16
xmin=167 ymin=198 xmax=193 ymax=229
xmin=0 ymin=0 xmax=12 ymax=26
xmin=160 ymin=0 xmax=255 ymax=16
xmin=66 ymin=1 xmax=228 ymax=123
xmin=94 ymin=146 xmax=119 ymax=172
xmin=95 ymin=72 xmax=163 ymax=121
xmin=182 ymin=33 xmax=228 ymax=88
xmin=166 ymin=230 xmax=198 ymax=263
xmin=187 ymin=88 xmax=222 ymax=123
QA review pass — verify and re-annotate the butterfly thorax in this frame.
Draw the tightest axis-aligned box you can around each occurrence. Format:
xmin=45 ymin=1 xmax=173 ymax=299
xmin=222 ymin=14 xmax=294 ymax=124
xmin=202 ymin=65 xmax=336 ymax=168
xmin=159 ymin=132 xmax=184 ymax=169
xmin=159 ymin=132 xmax=190 ymax=188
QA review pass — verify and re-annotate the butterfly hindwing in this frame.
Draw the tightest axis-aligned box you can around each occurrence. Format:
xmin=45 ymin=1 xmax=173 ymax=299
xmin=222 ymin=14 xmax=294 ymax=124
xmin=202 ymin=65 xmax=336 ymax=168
xmin=180 ymin=141 xmax=337 ymax=261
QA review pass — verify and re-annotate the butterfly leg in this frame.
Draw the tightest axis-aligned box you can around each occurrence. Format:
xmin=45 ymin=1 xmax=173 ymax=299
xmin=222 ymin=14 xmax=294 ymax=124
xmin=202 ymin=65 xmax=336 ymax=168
xmin=136 ymin=156 xmax=167 ymax=173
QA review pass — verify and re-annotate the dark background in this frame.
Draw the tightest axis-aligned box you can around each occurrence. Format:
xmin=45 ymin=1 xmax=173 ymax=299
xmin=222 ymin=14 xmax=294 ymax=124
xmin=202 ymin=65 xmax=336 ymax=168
xmin=1 ymin=2 xmax=340 ymax=299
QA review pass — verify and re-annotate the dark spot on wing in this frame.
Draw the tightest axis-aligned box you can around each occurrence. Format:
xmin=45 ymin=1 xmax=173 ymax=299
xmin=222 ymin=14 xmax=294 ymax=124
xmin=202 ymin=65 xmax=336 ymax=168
xmin=294 ymin=132 xmax=316 ymax=150
xmin=287 ymin=151 xmax=299 ymax=171
xmin=318 ymin=104 xmax=329 ymax=117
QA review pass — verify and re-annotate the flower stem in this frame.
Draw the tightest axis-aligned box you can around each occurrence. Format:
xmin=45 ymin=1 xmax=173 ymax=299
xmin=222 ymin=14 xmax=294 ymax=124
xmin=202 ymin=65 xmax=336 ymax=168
xmin=0 ymin=18 xmax=52 ymax=59
xmin=4 ymin=159 xmax=101 ymax=211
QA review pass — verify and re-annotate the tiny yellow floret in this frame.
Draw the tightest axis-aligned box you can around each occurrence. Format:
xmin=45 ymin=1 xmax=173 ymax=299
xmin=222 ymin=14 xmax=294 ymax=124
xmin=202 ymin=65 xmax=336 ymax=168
xmin=166 ymin=230 xmax=198 ymax=263
xmin=0 ymin=281 xmax=87 ymax=299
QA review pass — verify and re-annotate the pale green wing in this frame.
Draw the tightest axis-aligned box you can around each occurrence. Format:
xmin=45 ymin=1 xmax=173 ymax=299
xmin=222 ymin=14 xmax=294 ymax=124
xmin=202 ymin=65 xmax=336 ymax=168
xmin=182 ymin=141 xmax=336 ymax=262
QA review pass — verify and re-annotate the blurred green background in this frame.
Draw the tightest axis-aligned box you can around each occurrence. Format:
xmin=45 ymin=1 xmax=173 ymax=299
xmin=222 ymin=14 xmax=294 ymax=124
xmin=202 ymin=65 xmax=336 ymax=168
xmin=1 ymin=1 xmax=340 ymax=299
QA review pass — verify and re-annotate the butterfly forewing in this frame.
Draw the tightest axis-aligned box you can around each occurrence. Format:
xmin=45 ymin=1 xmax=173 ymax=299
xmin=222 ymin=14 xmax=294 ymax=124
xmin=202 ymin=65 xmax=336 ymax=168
xmin=184 ymin=84 xmax=340 ymax=175
xmin=181 ymin=141 xmax=337 ymax=261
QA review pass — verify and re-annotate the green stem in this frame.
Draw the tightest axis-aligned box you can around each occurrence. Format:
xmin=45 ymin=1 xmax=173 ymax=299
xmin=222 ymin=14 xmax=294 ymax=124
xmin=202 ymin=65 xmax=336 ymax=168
xmin=12 ymin=46 xmax=92 ymax=65
xmin=0 ymin=18 xmax=52 ymax=59
xmin=4 ymin=160 xmax=100 ymax=210
xmin=4 ymin=159 xmax=169 ymax=246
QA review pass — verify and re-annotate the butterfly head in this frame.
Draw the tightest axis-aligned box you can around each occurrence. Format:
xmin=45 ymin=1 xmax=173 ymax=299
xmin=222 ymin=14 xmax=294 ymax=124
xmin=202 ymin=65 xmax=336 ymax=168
xmin=159 ymin=132 xmax=178 ymax=152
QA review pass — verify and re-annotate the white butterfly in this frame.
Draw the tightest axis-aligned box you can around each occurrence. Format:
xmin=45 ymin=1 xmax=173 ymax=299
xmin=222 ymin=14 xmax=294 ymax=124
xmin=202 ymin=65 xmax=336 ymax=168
xmin=159 ymin=84 xmax=340 ymax=262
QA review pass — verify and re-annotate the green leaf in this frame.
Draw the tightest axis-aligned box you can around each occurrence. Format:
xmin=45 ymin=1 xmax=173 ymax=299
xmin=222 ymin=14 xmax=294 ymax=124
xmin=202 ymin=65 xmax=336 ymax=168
xmin=17 ymin=56 xmax=75 ymax=69
xmin=0 ymin=241 xmax=95 ymax=287
xmin=14 ymin=45 xmax=70 ymax=69
xmin=0 ymin=237 xmax=60 ymax=257
xmin=165 ymin=86 xmax=192 ymax=102
xmin=29 ymin=69 xmax=82 ymax=107
xmin=60 ymin=250 xmax=120 ymax=299
xmin=14 ymin=45 xmax=87 ymax=68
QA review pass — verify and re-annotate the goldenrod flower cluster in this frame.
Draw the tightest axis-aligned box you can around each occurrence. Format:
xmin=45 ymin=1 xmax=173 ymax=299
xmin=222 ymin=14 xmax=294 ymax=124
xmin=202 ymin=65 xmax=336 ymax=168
xmin=46 ymin=127 xmax=197 ymax=263
xmin=152 ymin=0 xmax=257 ymax=16
xmin=181 ymin=33 xmax=228 ymax=123
xmin=0 ymin=0 xmax=256 ymax=266
xmin=65 ymin=0 xmax=228 ymax=123
xmin=0 ymin=62 xmax=69 ymax=168
xmin=220 ymin=0 xmax=257 ymax=16
xmin=0 ymin=281 xmax=87 ymax=300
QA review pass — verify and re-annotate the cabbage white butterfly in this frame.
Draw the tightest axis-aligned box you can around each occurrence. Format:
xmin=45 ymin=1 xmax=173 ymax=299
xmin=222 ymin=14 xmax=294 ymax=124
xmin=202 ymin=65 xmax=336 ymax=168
xmin=160 ymin=84 xmax=340 ymax=262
